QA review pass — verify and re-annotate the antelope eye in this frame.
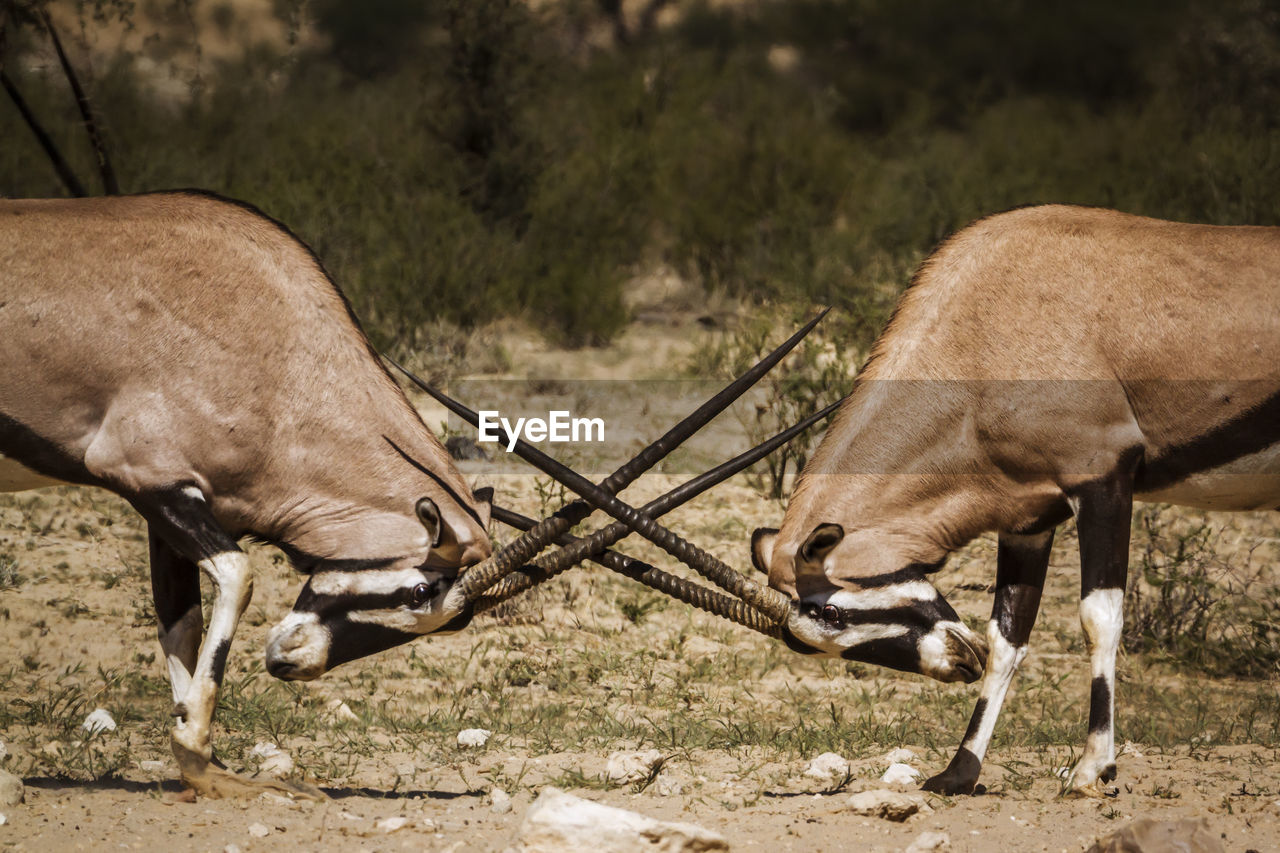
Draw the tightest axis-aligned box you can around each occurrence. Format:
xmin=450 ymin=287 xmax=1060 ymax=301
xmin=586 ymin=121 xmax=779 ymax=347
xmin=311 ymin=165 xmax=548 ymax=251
xmin=821 ymin=604 xmax=843 ymax=627
xmin=410 ymin=582 xmax=434 ymax=608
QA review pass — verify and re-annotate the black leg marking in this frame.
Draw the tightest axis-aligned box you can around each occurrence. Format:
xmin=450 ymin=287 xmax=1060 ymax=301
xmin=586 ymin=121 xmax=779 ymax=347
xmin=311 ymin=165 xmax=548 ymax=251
xmin=927 ymin=529 xmax=1054 ymax=797
xmin=1088 ymin=676 xmax=1112 ymax=734
xmin=1068 ymin=460 xmax=1137 ymax=793
xmin=149 ymin=529 xmax=202 ymax=677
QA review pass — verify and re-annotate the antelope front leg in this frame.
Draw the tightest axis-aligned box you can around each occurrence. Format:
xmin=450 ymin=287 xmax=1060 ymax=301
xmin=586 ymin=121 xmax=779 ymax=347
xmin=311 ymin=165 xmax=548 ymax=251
xmin=1064 ymin=473 xmax=1133 ymax=797
xmin=142 ymin=488 xmax=322 ymax=799
xmin=923 ymin=530 xmax=1053 ymax=795
xmin=167 ymin=548 xmax=251 ymax=787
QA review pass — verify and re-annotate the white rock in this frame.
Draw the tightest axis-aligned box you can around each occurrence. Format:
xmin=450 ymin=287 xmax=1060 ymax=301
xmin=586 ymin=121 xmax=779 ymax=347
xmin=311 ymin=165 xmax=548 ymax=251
xmin=327 ymin=699 xmax=359 ymax=723
xmin=223 ymin=845 xmax=242 ymax=853
xmin=0 ymin=814 xmax=7 ymax=826
xmin=655 ymin=772 xmax=685 ymax=797
xmin=906 ymin=830 xmax=951 ymax=852
xmin=139 ymin=760 xmax=167 ymax=774
xmin=605 ymin=750 xmax=663 ymax=785
xmin=490 ymin=788 xmax=513 ymax=814
xmin=0 ymin=741 xmax=8 ymax=762
xmin=247 ymin=822 xmax=270 ymax=838
xmin=0 ymin=770 xmax=23 ymax=806
xmin=804 ymin=752 xmax=850 ymax=781
xmin=514 ymin=787 xmax=728 ymax=853
xmin=249 ymin=742 xmax=295 ymax=778
xmin=81 ymin=708 xmax=117 ymax=735
xmin=884 ymin=748 xmax=916 ymax=764
xmin=376 ymin=816 xmax=409 ymax=833
xmin=846 ymin=789 xmax=930 ymax=822
xmin=456 ymin=728 xmax=492 ymax=748
xmin=881 ymin=762 xmax=923 ymax=786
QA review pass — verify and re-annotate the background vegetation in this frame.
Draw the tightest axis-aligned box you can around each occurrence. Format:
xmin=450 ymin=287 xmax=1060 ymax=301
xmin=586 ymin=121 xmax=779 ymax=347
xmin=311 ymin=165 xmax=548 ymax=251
xmin=3 ymin=0 xmax=1279 ymax=347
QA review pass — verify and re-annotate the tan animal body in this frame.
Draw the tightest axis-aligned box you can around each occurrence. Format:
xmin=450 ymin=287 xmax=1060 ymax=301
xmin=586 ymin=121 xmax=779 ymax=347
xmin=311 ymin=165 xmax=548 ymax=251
xmin=0 ymin=191 xmax=492 ymax=796
xmin=752 ymin=205 xmax=1280 ymax=796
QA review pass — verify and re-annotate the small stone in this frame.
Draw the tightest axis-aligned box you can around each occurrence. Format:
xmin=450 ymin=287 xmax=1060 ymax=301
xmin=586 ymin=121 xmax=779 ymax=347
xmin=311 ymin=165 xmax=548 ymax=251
xmin=655 ymin=772 xmax=686 ymax=797
xmin=490 ymin=788 xmax=513 ymax=814
xmin=250 ymin=742 xmax=295 ymax=778
xmin=0 ymin=770 xmax=23 ymax=807
xmin=881 ymin=762 xmax=923 ymax=786
xmin=905 ymin=830 xmax=951 ymax=852
xmin=1119 ymin=741 xmax=1145 ymax=759
xmin=514 ymin=787 xmax=728 ymax=852
xmin=605 ymin=750 xmax=663 ymax=785
xmin=0 ymin=813 xmax=7 ymax=826
xmin=1086 ymin=817 xmax=1224 ymax=853
xmin=247 ymin=822 xmax=270 ymax=838
xmin=376 ymin=816 xmax=409 ymax=833
xmin=223 ymin=845 xmax=242 ymax=853
xmin=803 ymin=752 xmax=850 ymax=782
xmin=139 ymin=760 xmax=167 ymax=774
xmin=0 ymin=741 xmax=8 ymax=762
xmin=81 ymin=708 xmax=116 ymax=735
xmin=845 ymin=789 xmax=930 ymax=822
xmin=456 ymin=728 xmax=491 ymax=748
xmin=327 ymin=700 xmax=359 ymax=723
xmin=884 ymin=748 xmax=916 ymax=764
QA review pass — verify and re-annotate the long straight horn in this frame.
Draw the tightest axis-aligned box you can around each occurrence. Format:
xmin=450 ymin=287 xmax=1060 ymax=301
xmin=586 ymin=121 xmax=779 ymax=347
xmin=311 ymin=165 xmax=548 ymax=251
xmin=475 ymin=399 xmax=842 ymax=622
xmin=396 ymin=367 xmax=794 ymax=620
xmin=479 ymin=505 xmax=783 ymax=638
xmin=387 ymin=308 xmax=826 ymax=596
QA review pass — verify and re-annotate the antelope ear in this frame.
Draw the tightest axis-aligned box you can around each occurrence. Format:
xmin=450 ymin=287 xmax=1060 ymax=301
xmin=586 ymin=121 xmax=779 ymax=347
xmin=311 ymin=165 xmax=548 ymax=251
xmin=799 ymin=523 xmax=844 ymax=565
xmin=751 ymin=527 xmax=779 ymax=574
xmin=416 ymin=497 xmax=443 ymax=546
xmin=472 ymin=486 xmax=494 ymax=531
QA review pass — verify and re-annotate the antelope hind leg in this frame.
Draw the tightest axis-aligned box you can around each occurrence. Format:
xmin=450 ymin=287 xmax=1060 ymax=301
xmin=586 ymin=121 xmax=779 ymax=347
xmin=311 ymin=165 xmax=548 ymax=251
xmin=923 ymin=530 xmax=1053 ymax=795
xmin=1061 ymin=472 xmax=1133 ymax=798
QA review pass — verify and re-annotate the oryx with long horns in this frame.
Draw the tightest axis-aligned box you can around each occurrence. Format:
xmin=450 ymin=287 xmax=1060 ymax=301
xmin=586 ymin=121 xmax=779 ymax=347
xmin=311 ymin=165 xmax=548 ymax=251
xmin=0 ymin=191 xmax=494 ymax=798
xmin=750 ymin=205 xmax=1280 ymax=796
xmin=424 ymin=204 xmax=1280 ymax=800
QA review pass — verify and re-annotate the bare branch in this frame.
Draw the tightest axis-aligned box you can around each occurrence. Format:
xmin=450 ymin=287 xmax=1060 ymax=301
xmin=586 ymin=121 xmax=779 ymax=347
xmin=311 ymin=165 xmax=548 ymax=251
xmin=0 ymin=69 xmax=88 ymax=196
xmin=40 ymin=10 xmax=118 ymax=194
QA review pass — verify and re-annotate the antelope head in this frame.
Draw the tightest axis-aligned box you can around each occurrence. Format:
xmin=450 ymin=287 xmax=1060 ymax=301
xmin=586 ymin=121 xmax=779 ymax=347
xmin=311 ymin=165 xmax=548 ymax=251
xmin=264 ymin=467 xmax=493 ymax=681
xmin=752 ymin=512 xmax=988 ymax=684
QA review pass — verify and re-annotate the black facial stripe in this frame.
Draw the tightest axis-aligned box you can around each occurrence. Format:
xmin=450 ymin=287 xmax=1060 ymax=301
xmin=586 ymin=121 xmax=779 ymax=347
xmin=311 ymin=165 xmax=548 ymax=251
xmin=839 ymin=634 xmax=922 ymax=673
xmin=1088 ymin=676 xmax=1112 ymax=734
xmin=385 ymin=436 xmax=484 ymax=528
xmin=294 ymin=589 xmax=414 ymax=615
xmin=810 ymin=604 xmax=948 ymax=627
xmin=324 ymin=622 xmax=418 ymax=671
xmin=840 ymin=567 xmax=927 ymax=588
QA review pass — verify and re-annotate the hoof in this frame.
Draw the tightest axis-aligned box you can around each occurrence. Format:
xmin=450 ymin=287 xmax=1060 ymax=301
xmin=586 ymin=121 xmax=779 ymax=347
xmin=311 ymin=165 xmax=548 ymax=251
xmin=921 ymin=772 xmax=978 ymax=796
xmin=172 ymin=737 xmax=326 ymax=801
xmin=1062 ymin=780 xmax=1119 ymax=800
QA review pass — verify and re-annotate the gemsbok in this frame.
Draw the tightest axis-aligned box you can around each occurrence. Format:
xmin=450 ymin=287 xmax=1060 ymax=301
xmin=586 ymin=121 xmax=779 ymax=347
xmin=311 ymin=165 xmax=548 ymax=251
xmin=748 ymin=204 xmax=1280 ymax=796
xmin=0 ymin=191 xmax=494 ymax=797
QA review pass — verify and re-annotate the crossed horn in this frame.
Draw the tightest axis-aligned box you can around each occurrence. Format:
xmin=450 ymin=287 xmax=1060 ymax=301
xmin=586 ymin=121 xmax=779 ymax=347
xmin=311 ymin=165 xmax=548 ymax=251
xmin=388 ymin=310 xmax=832 ymax=633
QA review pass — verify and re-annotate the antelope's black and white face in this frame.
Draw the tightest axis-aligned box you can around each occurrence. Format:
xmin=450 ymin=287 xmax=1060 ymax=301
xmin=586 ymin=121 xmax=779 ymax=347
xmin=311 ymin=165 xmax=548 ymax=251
xmin=265 ymin=492 xmax=491 ymax=681
xmin=753 ymin=523 xmax=988 ymax=683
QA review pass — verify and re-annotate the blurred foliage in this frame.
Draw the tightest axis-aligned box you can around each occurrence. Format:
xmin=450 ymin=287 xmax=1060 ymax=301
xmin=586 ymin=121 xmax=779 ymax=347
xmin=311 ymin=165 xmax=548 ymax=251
xmin=2 ymin=0 xmax=1280 ymax=348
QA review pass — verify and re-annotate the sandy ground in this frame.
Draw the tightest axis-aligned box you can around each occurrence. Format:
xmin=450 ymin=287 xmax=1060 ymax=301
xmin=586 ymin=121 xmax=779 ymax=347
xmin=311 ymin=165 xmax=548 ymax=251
xmin=1 ymin=314 xmax=1279 ymax=852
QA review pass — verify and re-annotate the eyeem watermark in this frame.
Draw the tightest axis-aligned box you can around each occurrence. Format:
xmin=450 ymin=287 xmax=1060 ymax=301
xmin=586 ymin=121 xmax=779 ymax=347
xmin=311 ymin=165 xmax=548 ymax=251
xmin=477 ymin=410 xmax=605 ymax=452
